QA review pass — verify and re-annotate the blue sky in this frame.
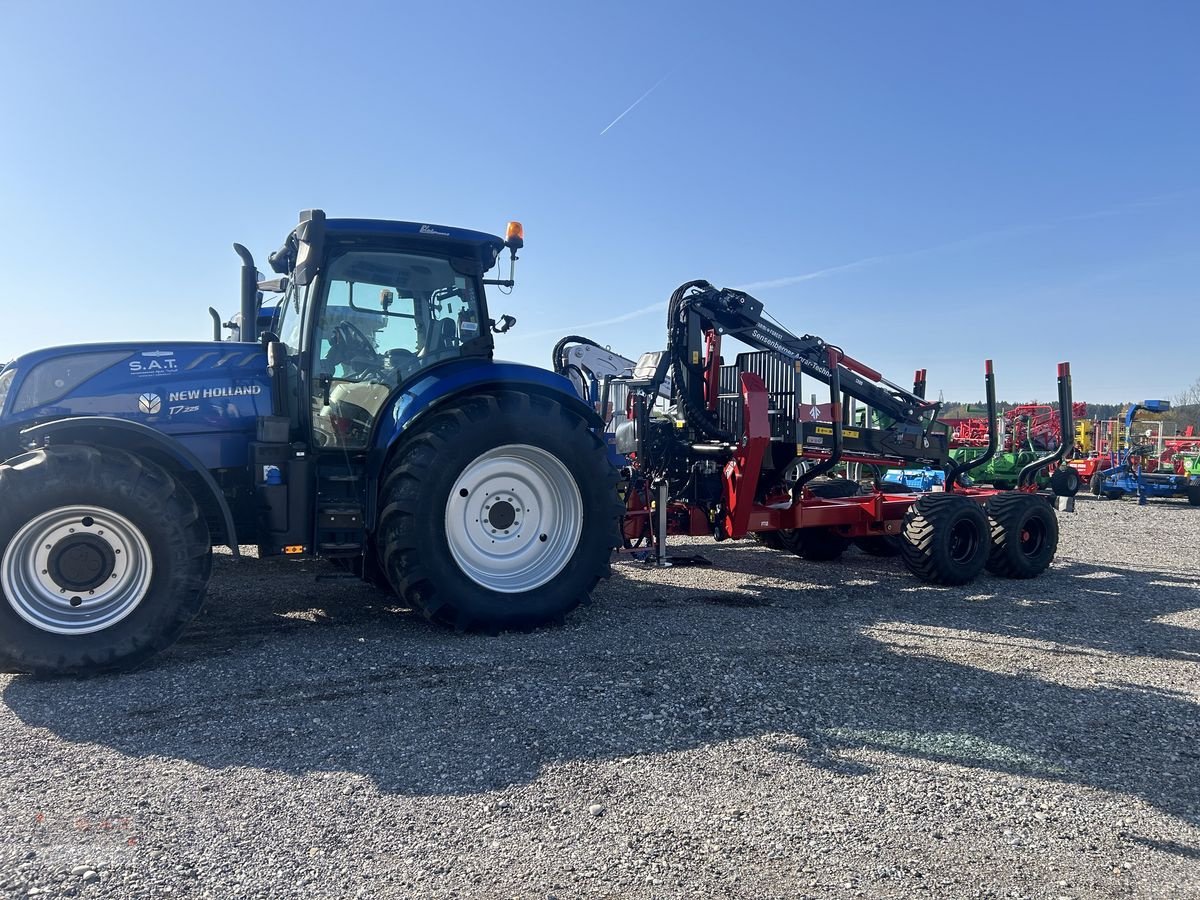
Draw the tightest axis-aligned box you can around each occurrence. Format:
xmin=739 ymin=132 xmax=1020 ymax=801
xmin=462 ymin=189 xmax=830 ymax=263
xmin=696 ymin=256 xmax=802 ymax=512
xmin=1 ymin=1 xmax=1196 ymax=402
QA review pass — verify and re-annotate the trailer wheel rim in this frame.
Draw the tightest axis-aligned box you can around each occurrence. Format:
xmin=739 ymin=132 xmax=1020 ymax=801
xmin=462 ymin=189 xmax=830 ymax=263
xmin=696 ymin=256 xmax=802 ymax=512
xmin=1 ymin=506 xmax=154 ymax=635
xmin=948 ymin=518 xmax=981 ymax=563
xmin=445 ymin=444 xmax=583 ymax=594
xmin=1019 ymin=517 xmax=1046 ymax=558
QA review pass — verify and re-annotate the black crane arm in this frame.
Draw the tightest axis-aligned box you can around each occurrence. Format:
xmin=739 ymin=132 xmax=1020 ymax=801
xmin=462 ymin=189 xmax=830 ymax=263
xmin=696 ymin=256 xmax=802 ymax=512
xmin=669 ymin=282 xmax=932 ymax=427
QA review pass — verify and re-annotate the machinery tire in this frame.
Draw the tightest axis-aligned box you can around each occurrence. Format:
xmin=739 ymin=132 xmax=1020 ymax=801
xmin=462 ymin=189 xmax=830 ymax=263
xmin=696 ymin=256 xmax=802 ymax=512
xmin=898 ymin=494 xmax=990 ymax=586
xmin=1089 ymin=472 xmax=1103 ymax=496
xmin=1187 ymin=486 xmax=1200 ymax=507
xmin=854 ymin=536 xmax=902 ymax=557
xmin=753 ymin=532 xmax=786 ymax=550
xmin=776 ymin=529 xmax=805 ymax=554
xmin=984 ymin=493 xmax=1059 ymax=579
xmin=878 ymin=482 xmax=917 ymax=494
xmin=806 ymin=477 xmax=862 ymax=499
xmin=377 ymin=390 xmax=620 ymax=631
xmin=795 ymin=528 xmax=849 ymax=561
xmin=1050 ymin=467 xmax=1080 ymax=497
xmin=0 ymin=445 xmax=211 ymax=675
xmin=1103 ymin=490 xmax=1124 ymax=501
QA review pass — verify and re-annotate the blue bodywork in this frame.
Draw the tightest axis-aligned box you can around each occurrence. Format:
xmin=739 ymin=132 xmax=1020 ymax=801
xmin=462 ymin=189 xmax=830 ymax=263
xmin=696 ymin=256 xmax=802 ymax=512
xmin=373 ymin=359 xmax=594 ymax=458
xmin=0 ymin=341 xmax=270 ymax=470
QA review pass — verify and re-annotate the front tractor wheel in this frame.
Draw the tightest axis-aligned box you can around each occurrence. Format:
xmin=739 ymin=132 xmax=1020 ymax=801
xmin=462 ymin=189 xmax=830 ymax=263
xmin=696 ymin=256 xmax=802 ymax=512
xmin=0 ymin=446 xmax=212 ymax=675
xmin=377 ymin=391 xmax=620 ymax=631
xmin=898 ymin=494 xmax=990 ymax=586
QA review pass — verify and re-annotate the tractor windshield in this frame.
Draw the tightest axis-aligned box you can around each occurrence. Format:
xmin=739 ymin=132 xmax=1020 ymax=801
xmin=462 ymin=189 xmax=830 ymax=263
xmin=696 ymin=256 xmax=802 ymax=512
xmin=310 ymin=249 xmax=485 ymax=449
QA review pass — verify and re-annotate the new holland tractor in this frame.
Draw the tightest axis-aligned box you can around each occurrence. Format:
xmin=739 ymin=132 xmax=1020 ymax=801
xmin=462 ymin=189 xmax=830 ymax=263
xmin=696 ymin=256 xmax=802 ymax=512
xmin=0 ymin=211 xmax=620 ymax=674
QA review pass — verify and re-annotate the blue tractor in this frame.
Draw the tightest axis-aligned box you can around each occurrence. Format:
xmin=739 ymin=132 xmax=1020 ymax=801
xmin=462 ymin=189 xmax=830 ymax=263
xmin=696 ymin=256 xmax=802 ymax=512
xmin=1089 ymin=400 xmax=1200 ymax=505
xmin=0 ymin=211 xmax=620 ymax=674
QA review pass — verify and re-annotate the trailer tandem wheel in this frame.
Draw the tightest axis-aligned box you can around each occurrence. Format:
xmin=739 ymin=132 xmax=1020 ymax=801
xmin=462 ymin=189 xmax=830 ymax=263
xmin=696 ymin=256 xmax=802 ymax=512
xmin=898 ymin=494 xmax=990 ymax=586
xmin=984 ymin=493 xmax=1059 ymax=579
xmin=0 ymin=445 xmax=212 ymax=675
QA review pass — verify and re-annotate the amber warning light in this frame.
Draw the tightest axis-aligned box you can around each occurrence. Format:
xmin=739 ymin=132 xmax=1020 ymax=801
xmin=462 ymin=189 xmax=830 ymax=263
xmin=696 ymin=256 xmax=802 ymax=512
xmin=485 ymin=221 xmax=525 ymax=291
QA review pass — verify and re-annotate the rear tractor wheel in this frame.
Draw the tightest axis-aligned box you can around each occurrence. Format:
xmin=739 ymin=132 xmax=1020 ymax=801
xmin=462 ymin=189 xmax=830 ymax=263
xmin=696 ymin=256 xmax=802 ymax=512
xmin=898 ymin=494 xmax=990 ymax=586
xmin=984 ymin=493 xmax=1059 ymax=579
xmin=0 ymin=445 xmax=212 ymax=675
xmin=377 ymin=391 xmax=621 ymax=631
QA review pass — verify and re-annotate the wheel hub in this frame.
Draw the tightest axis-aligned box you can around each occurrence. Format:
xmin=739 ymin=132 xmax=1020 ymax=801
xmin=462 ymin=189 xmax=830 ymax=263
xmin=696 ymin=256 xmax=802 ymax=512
xmin=47 ymin=534 xmax=116 ymax=592
xmin=1 ymin=506 xmax=153 ymax=635
xmin=485 ymin=497 xmax=520 ymax=532
xmin=444 ymin=444 xmax=583 ymax=594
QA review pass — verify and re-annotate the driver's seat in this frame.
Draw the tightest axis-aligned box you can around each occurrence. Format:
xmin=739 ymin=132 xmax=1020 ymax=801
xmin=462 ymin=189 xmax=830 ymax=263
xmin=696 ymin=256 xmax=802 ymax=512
xmin=422 ymin=318 xmax=458 ymax=356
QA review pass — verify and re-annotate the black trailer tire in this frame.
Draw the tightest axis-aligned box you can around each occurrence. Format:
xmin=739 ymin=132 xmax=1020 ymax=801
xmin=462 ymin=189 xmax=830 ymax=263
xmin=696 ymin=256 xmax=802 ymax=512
xmin=0 ymin=445 xmax=212 ymax=675
xmin=806 ymin=476 xmax=862 ymax=500
xmin=1188 ymin=486 xmax=1200 ymax=507
xmin=377 ymin=390 xmax=621 ymax=631
xmin=794 ymin=528 xmax=849 ymax=561
xmin=1050 ymin=467 xmax=1081 ymax=497
xmin=1089 ymin=472 xmax=1103 ymax=496
xmin=776 ymin=529 xmax=805 ymax=554
xmin=984 ymin=493 xmax=1059 ymax=579
xmin=753 ymin=531 xmax=786 ymax=550
xmin=854 ymin=535 xmax=902 ymax=557
xmin=898 ymin=494 xmax=990 ymax=586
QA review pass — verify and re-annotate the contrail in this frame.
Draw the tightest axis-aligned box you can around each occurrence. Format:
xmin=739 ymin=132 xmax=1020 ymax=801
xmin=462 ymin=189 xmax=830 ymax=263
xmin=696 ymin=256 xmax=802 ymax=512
xmin=738 ymin=189 xmax=1200 ymax=293
xmin=519 ymin=301 xmax=667 ymax=340
xmin=600 ymin=71 xmax=671 ymax=135
xmin=523 ymin=188 xmax=1198 ymax=340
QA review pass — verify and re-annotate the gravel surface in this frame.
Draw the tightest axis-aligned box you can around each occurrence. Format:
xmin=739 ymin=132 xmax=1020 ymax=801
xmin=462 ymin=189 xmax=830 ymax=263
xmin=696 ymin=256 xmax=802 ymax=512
xmin=2 ymin=494 xmax=1198 ymax=898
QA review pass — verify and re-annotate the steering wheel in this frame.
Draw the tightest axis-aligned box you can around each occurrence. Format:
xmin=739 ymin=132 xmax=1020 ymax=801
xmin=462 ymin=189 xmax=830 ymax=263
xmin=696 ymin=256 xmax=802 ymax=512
xmin=326 ymin=320 xmax=381 ymax=378
xmin=331 ymin=321 xmax=376 ymax=356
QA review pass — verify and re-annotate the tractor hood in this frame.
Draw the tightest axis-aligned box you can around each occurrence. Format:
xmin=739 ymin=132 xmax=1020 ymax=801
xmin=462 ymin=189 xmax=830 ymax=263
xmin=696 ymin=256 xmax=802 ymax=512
xmin=0 ymin=341 xmax=271 ymax=434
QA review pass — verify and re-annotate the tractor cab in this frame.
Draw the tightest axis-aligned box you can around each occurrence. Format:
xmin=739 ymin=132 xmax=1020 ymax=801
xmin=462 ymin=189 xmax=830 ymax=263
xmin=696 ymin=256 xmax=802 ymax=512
xmin=254 ymin=210 xmax=524 ymax=451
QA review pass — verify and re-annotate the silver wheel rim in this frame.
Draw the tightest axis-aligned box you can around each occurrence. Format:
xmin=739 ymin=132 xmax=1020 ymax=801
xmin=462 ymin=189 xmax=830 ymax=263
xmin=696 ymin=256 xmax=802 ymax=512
xmin=444 ymin=444 xmax=583 ymax=593
xmin=1 ymin=506 xmax=154 ymax=635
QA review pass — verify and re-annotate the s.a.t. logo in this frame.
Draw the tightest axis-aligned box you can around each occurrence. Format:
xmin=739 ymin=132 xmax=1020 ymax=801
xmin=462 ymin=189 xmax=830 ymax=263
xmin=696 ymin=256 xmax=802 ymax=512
xmin=129 ymin=350 xmax=178 ymax=377
xmin=138 ymin=393 xmax=162 ymax=415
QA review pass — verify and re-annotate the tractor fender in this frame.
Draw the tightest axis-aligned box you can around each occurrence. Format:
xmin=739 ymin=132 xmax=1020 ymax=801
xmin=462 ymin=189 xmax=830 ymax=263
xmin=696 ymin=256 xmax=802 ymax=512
xmin=366 ymin=361 xmax=603 ymax=528
xmin=13 ymin=416 xmax=240 ymax=559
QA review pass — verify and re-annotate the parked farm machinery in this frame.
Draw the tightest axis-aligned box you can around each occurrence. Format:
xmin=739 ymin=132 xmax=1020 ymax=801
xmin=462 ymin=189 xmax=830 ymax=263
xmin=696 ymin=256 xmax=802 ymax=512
xmin=1085 ymin=401 xmax=1200 ymax=504
xmin=558 ymin=281 xmax=1074 ymax=584
xmin=945 ymin=402 xmax=1086 ymax=495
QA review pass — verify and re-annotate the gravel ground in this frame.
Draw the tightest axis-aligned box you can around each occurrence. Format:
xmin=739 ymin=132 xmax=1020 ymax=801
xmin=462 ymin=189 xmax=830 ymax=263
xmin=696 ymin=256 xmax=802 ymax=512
xmin=1 ymin=494 xmax=1198 ymax=899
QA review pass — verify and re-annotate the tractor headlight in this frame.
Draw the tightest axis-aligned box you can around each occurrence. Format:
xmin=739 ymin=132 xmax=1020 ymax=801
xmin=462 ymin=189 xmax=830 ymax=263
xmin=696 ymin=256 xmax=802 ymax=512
xmin=0 ymin=366 xmax=14 ymax=414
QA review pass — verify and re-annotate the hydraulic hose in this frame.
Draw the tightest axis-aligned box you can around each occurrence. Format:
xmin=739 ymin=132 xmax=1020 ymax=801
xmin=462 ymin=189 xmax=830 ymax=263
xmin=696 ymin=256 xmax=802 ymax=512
xmin=551 ymin=335 xmax=605 ymax=376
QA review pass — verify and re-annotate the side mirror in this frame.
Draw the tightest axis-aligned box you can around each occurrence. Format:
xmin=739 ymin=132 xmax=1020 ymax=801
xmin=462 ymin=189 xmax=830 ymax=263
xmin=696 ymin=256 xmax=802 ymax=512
xmin=491 ymin=314 xmax=517 ymax=334
xmin=258 ymin=275 xmax=289 ymax=294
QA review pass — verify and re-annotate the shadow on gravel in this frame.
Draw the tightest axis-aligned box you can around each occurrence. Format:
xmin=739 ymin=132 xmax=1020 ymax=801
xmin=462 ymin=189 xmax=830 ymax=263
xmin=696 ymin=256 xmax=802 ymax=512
xmin=4 ymin=544 xmax=1199 ymax=826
